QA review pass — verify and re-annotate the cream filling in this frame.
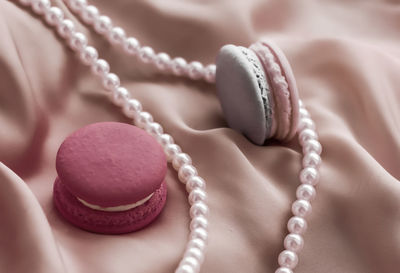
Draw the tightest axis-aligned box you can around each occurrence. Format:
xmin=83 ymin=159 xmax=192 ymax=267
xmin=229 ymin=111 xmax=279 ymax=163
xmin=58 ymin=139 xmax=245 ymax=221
xmin=77 ymin=193 xmax=154 ymax=212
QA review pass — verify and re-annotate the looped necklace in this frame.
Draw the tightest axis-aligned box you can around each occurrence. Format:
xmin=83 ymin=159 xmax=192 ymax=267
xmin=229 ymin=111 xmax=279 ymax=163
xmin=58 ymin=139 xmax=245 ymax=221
xmin=17 ymin=0 xmax=323 ymax=272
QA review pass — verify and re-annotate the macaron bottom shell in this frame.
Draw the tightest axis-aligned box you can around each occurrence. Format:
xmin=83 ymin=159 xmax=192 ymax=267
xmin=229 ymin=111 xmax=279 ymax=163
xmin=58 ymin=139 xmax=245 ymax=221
xmin=53 ymin=177 xmax=167 ymax=234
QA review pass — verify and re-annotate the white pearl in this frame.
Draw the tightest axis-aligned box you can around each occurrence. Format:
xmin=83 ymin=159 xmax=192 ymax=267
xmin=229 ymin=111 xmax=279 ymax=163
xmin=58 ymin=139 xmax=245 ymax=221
xmin=81 ymin=5 xmax=99 ymax=24
xmin=136 ymin=112 xmax=154 ymax=128
xmin=175 ymin=265 xmax=195 ymax=273
xmin=190 ymin=216 xmax=208 ymax=231
xmin=80 ymin=46 xmax=98 ymax=66
xmin=299 ymin=100 xmax=304 ymax=108
xmin=186 ymin=176 xmax=206 ymax=192
xmin=184 ymin=247 xmax=204 ymax=263
xmin=145 ymin=122 xmax=163 ymax=137
xmin=155 ymin=52 xmax=171 ymax=71
xmin=122 ymin=99 xmax=142 ymax=119
xmin=157 ymin=134 xmax=174 ymax=147
xmin=32 ymin=0 xmax=50 ymax=15
xmin=68 ymin=0 xmax=87 ymax=13
xmin=299 ymin=167 xmax=319 ymax=186
xmin=296 ymin=184 xmax=316 ymax=202
xmin=278 ymin=250 xmax=298 ymax=269
xmin=287 ymin=216 xmax=307 ymax=235
xmin=172 ymin=57 xmax=188 ymax=76
xmin=94 ymin=15 xmax=112 ymax=34
xmin=188 ymin=61 xmax=204 ymax=80
xmin=299 ymin=107 xmax=310 ymax=118
xmin=190 ymin=201 xmax=209 ymax=218
xmin=69 ymin=32 xmax=87 ymax=51
xmin=284 ymin=234 xmax=304 ymax=252
xmin=292 ymin=200 xmax=312 ymax=218
xmin=298 ymin=117 xmax=315 ymax=131
xmin=302 ymin=152 xmax=321 ymax=169
xmin=110 ymin=86 xmax=129 ymax=107
xmin=178 ymin=164 xmax=198 ymax=183
xmin=189 ymin=188 xmax=207 ymax=205
xmin=275 ymin=268 xmax=293 ymax=273
xmin=204 ymin=64 xmax=216 ymax=83
xmin=302 ymin=139 xmax=322 ymax=155
xmin=179 ymin=257 xmax=199 ymax=272
xmin=102 ymin=73 xmax=120 ymax=91
xmin=172 ymin=153 xmax=192 ymax=171
xmin=187 ymin=238 xmax=206 ymax=251
xmin=57 ymin=19 xmax=75 ymax=39
xmin=190 ymin=228 xmax=208 ymax=241
xmin=139 ymin=47 xmax=155 ymax=64
xmin=164 ymin=144 xmax=182 ymax=162
xmin=108 ymin=27 xmax=126 ymax=45
xmin=123 ymin=37 xmax=140 ymax=55
xmin=299 ymin=128 xmax=318 ymax=146
xmin=91 ymin=59 xmax=110 ymax=77
xmin=45 ymin=7 xmax=64 ymax=26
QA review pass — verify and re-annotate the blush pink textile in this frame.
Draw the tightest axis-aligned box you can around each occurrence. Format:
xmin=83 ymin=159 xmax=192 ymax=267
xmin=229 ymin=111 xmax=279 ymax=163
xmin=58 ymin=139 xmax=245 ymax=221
xmin=1 ymin=0 xmax=400 ymax=273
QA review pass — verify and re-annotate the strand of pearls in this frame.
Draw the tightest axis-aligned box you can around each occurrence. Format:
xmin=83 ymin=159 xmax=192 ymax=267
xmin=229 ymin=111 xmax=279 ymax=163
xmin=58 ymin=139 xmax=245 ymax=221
xmin=19 ymin=1 xmax=210 ymax=272
xmin=62 ymin=0 xmax=216 ymax=83
xmin=17 ymin=1 xmax=323 ymax=272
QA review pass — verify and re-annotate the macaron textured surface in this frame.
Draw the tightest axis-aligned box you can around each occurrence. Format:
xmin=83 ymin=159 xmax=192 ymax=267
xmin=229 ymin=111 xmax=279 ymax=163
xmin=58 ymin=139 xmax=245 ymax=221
xmin=53 ymin=122 xmax=168 ymax=234
xmin=216 ymin=40 xmax=299 ymax=145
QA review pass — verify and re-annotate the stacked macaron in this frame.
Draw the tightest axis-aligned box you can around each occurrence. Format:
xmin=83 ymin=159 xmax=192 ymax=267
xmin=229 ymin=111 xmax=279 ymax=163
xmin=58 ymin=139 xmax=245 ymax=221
xmin=53 ymin=122 xmax=168 ymax=234
xmin=216 ymin=39 xmax=299 ymax=145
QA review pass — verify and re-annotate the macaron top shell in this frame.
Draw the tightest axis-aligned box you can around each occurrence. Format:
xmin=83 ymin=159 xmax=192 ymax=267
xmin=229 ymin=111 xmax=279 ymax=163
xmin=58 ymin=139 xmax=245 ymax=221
xmin=56 ymin=122 xmax=167 ymax=208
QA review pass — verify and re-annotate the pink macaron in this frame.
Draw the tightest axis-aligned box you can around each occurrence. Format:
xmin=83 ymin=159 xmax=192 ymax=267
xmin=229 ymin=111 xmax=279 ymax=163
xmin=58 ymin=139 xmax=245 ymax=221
xmin=53 ymin=122 xmax=168 ymax=234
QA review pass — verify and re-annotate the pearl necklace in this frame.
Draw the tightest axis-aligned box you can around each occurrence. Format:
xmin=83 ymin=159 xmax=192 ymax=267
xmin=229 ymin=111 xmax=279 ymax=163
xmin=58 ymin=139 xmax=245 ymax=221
xmin=17 ymin=1 xmax=323 ymax=272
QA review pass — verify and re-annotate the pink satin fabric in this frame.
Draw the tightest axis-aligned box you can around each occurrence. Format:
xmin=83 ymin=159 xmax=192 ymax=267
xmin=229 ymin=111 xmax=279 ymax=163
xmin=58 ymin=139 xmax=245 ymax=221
xmin=1 ymin=0 xmax=400 ymax=273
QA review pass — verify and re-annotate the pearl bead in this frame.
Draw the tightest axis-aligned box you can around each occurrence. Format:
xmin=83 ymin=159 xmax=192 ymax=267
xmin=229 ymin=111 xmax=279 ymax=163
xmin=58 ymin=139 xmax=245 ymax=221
xmin=157 ymin=134 xmax=174 ymax=147
xmin=299 ymin=107 xmax=310 ymax=118
xmin=292 ymin=200 xmax=312 ymax=218
xmin=275 ymin=267 xmax=293 ymax=273
xmin=164 ymin=144 xmax=182 ymax=162
xmin=172 ymin=57 xmax=188 ymax=76
xmin=32 ymin=0 xmax=50 ymax=15
xmin=179 ymin=257 xmax=199 ymax=272
xmin=190 ymin=201 xmax=209 ymax=218
xmin=172 ymin=153 xmax=192 ymax=171
xmin=102 ymin=73 xmax=120 ymax=91
xmin=178 ymin=164 xmax=198 ymax=184
xmin=299 ymin=167 xmax=319 ymax=186
xmin=190 ymin=216 xmax=208 ymax=231
xmin=110 ymin=86 xmax=129 ymax=107
xmin=296 ymin=184 xmax=316 ymax=202
xmin=302 ymin=152 xmax=321 ymax=169
xmin=122 ymin=99 xmax=142 ymax=119
xmin=186 ymin=176 xmax=206 ymax=192
xmin=108 ymin=27 xmax=126 ymax=45
xmin=155 ymin=52 xmax=171 ymax=71
xmin=136 ymin=112 xmax=154 ymax=128
xmin=81 ymin=5 xmax=99 ymax=24
xmin=123 ymin=37 xmax=140 ymax=55
xmin=188 ymin=188 xmax=207 ymax=205
xmin=91 ymin=59 xmax=110 ymax=77
xmin=175 ymin=265 xmax=195 ymax=273
xmin=204 ymin=64 xmax=216 ymax=83
xmin=299 ymin=128 xmax=318 ymax=146
xmin=190 ymin=228 xmax=208 ymax=241
xmin=187 ymin=238 xmax=206 ymax=251
xmin=80 ymin=46 xmax=98 ymax=66
xmin=94 ymin=15 xmax=112 ymax=35
xmin=298 ymin=117 xmax=316 ymax=131
xmin=284 ymin=234 xmax=304 ymax=252
xmin=139 ymin=46 xmax=155 ymax=63
xmin=145 ymin=122 xmax=164 ymax=137
xmin=287 ymin=216 xmax=307 ymax=235
xmin=45 ymin=7 xmax=63 ymax=26
xmin=68 ymin=0 xmax=87 ymax=13
xmin=57 ymin=19 xmax=75 ymax=39
xmin=278 ymin=250 xmax=298 ymax=269
xmin=69 ymin=32 xmax=87 ymax=51
xmin=188 ymin=61 xmax=204 ymax=80
xmin=184 ymin=247 xmax=204 ymax=263
xmin=302 ymin=139 xmax=322 ymax=155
